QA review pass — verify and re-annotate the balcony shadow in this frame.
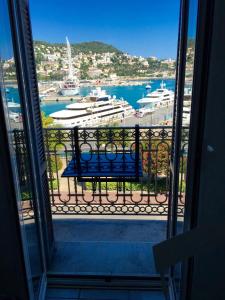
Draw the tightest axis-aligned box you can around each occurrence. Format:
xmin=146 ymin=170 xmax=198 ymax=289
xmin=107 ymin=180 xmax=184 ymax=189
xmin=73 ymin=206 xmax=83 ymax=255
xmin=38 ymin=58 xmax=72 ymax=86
xmin=49 ymin=218 xmax=168 ymax=277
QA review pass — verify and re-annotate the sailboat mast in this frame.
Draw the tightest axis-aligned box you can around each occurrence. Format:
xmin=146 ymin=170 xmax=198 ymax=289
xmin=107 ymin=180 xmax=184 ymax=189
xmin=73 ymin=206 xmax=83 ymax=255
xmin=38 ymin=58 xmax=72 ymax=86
xmin=66 ymin=36 xmax=73 ymax=79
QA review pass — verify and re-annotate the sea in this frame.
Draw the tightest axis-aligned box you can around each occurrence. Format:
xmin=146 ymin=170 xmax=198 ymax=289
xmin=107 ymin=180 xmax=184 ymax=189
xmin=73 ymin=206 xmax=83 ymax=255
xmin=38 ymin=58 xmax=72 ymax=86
xmin=6 ymin=79 xmax=175 ymax=116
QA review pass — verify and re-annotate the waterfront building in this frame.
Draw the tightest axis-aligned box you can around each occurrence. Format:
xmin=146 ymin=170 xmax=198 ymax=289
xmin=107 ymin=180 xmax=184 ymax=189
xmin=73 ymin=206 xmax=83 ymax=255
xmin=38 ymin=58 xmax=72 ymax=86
xmin=87 ymin=67 xmax=103 ymax=78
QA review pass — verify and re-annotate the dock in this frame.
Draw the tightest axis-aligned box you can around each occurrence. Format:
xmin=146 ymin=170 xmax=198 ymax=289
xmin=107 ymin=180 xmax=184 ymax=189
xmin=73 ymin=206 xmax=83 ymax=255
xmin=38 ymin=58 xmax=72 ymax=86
xmin=41 ymin=95 xmax=83 ymax=102
xmin=121 ymin=105 xmax=173 ymax=127
xmin=89 ymin=105 xmax=173 ymax=128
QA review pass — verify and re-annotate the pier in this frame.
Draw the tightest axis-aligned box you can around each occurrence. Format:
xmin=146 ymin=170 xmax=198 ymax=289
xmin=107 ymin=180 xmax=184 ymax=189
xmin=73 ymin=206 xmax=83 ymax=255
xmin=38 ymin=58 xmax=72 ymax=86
xmin=41 ymin=94 xmax=83 ymax=102
xmin=119 ymin=104 xmax=173 ymax=127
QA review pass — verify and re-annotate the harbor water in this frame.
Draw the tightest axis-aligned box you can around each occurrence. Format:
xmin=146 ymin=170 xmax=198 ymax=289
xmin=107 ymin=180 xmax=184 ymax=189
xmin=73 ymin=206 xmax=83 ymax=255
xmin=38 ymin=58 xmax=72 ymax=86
xmin=6 ymin=79 xmax=175 ymax=118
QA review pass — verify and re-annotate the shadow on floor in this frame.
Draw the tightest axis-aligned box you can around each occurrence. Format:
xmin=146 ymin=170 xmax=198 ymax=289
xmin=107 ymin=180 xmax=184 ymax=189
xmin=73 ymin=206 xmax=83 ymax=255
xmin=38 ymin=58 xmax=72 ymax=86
xmin=49 ymin=218 xmax=167 ymax=277
xmin=46 ymin=287 xmax=165 ymax=300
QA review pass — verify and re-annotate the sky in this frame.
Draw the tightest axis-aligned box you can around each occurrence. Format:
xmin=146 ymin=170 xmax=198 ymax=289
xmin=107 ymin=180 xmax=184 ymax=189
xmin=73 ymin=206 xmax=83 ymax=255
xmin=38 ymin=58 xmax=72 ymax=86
xmin=30 ymin=0 xmax=181 ymax=59
xmin=0 ymin=0 xmax=14 ymax=59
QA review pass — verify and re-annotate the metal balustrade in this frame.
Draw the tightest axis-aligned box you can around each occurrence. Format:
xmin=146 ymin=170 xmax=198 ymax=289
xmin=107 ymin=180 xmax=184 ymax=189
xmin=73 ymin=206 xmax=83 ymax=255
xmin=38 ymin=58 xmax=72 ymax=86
xmin=14 ymin=126 xmax=189 ymax=217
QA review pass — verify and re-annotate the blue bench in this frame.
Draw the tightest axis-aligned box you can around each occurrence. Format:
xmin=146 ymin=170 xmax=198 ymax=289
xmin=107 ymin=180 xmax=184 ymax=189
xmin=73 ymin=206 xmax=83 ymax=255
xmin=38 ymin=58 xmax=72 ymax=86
xmin=62 ymin=126 xmax=142 ymax=182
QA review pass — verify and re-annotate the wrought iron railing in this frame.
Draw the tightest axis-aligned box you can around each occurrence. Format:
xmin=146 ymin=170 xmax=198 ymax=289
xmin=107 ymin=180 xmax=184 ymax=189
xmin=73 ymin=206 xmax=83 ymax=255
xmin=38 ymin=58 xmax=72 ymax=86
xmin=13 ymin=129 xmax=34 ymax=219
xmin=13 ymin=126 xmax=188 ymax=217
xmin=43 ymin=126 xmax=188 ymax=216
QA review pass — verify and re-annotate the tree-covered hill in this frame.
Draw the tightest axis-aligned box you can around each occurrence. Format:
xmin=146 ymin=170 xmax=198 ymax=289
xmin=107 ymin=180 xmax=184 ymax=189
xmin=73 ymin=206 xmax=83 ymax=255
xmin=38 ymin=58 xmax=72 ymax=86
xmin=33 ymin=40 xmax=177 ymax=80
xmin=34 ymin=40 xmax=122 ymax=54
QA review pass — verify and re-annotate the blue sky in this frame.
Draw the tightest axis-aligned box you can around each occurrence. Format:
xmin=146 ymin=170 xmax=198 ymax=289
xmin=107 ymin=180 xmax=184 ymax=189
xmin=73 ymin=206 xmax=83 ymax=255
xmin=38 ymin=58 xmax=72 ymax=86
xmin=30 ymin=0 xmax=180 ymax=58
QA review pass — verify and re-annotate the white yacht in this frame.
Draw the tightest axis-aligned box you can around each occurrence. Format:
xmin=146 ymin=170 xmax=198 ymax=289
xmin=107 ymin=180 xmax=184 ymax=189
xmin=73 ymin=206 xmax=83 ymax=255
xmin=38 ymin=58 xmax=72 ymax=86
xmin=7 ymin=98 xmax=20 ymax=108
xmin=87 ymin=87 xmax=112 ymax=102
xmin=136 ymin=81 xmax=174 ymax=117
xmin=182 ymin=87 xmax=192 ymax=125
xmin=157 ymin=81 xmax=175 ymax=106
xmin=183 ymin=106 xmax=191 ymax=125
xmin=183 ymin=87 xmax=192 ymax=107
xmin=60 ymin=37 xmax=79 ymax=96
xmin=50 ymin=93 xmax=134 ymax=127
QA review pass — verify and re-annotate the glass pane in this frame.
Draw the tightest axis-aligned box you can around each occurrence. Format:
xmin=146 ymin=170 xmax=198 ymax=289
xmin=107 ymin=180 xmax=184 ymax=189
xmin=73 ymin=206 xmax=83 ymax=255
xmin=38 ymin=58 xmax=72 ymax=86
xmin=0 ymin=0 xmax=43 ymax=297
xmin=178 ymin=0 xmax=198 ymax=233
xmin=174 ymin=0 xmax=198 ymax=299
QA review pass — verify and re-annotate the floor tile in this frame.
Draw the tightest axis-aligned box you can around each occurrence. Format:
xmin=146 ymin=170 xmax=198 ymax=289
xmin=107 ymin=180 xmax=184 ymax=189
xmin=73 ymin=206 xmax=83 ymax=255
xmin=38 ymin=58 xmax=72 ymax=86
xmin=46 ymin=288 xmax=80 ymax=299
xmin=79 ymin=288 xmax=129 ymax=300
xmin=50 ymin=241 xmax=157 ymax=276
xmin=129 ymin=290 xmax=165 ymax=300
xmin=53 ymin=219 xmax=167 ymax=243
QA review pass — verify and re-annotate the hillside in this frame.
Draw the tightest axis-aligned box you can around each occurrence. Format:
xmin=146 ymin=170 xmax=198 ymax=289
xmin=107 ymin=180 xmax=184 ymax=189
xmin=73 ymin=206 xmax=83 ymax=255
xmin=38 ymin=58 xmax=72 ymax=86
xmin=34 ymin=40 xmax=122 ymax=55
xmin=33 ymin=40 xmax=177 ymax=80
xmin=2 ymin=40 xmax=195 ymax=81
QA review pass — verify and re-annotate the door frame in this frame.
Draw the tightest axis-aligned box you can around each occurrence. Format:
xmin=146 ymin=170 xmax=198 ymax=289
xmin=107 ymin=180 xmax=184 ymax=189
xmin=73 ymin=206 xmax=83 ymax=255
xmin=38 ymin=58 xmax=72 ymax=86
xmin=8 ymin=0 xmax=54 ymax=266
xmin=168 ymin=0 xmax=190 ymax=241
xmin=166 ymin=0 xmax=216 ymax=298
xmin=7 ymin=0 xmax=48 ymax=276
xmin=0 ymin=88 xmax=32 ymax=299
xmin=0 ymin=0 xmax=55 ymax=298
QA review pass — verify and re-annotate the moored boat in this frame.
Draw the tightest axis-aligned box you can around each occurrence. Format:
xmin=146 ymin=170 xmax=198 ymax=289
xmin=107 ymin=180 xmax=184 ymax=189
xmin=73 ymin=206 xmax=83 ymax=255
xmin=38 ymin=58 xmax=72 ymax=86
xmin=136 ymin=81 xmax=174 ymax=117
xmin=59 ymin=37 xmax=79 ymax=96
xmin=7 ymin=98 xmax=20 ymax=108
xmin=87 ymin=87 xmax=112 ymax=102
xmin=50 ymin=91 xmax=134 ymax=127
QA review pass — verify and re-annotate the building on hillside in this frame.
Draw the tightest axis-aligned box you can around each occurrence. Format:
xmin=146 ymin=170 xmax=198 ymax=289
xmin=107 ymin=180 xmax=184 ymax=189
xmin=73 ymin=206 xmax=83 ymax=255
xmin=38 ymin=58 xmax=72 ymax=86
xmin=88 ymin=67 xmax=103 ymax=78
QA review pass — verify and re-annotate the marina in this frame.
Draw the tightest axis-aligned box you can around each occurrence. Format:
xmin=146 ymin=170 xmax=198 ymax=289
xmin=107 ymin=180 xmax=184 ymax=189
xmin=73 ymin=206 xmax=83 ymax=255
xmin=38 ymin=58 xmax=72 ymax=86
xmin=48 ymin=80 xmax=175 ymax=127
xmin=6 ymin=79 xmax=177 ymax=127
xmin=47 ymin=80 xmax=175 ymax=109
xmin=35 ymin=38 xmax=176 ymax=126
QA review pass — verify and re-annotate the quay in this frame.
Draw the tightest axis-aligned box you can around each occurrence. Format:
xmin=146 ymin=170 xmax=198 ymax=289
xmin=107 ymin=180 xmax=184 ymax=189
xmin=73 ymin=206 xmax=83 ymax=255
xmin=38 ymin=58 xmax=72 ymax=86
xmin=123 ymin=104 xmax=173 ymax=126
xmin=93 ymin=104 xmax=173 ymax=127
xmin=5 ymin=80 xmax=18 ymax=88
xmin=41 ymin=94 xmax=83 ymax=102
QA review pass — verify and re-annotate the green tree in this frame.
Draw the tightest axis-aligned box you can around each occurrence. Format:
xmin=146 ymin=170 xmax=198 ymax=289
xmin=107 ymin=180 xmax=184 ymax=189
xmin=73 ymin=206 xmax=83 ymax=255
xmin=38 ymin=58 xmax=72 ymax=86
xmin=41 ymin=112 xmax=54 ymax=127
xmin=80 ymin=61 xmax=89 ymax=79
xmin=35 ymin=52 xmax=44 ymax=64
xmin=41 ymin=113 xmax=63 ymax=192
xmin=49 ymin=155 xmax=63 ymax=173
xmin=142 ymin=139 xmax=171 ymax=177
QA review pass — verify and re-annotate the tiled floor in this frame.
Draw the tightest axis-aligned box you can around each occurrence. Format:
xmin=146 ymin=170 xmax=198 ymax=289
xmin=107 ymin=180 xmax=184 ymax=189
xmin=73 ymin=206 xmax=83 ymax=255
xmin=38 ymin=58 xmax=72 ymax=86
xmin=49 ymin=219 xmax=167 ymax=277
xmin=46 ymin=288 xmax=165 ymax=300
xmin=47 ymin=219 xmax=168 ymax=299
xmin=50 ymin=241 xmax=157 ymax=276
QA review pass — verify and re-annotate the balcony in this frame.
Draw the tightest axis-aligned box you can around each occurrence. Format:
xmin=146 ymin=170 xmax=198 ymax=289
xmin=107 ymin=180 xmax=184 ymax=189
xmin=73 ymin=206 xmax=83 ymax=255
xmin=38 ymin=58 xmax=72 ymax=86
xmin=14 ymin=126 xmax=187 ymax=280
xmin=43 ymin=126 xmax=187 ymax=217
